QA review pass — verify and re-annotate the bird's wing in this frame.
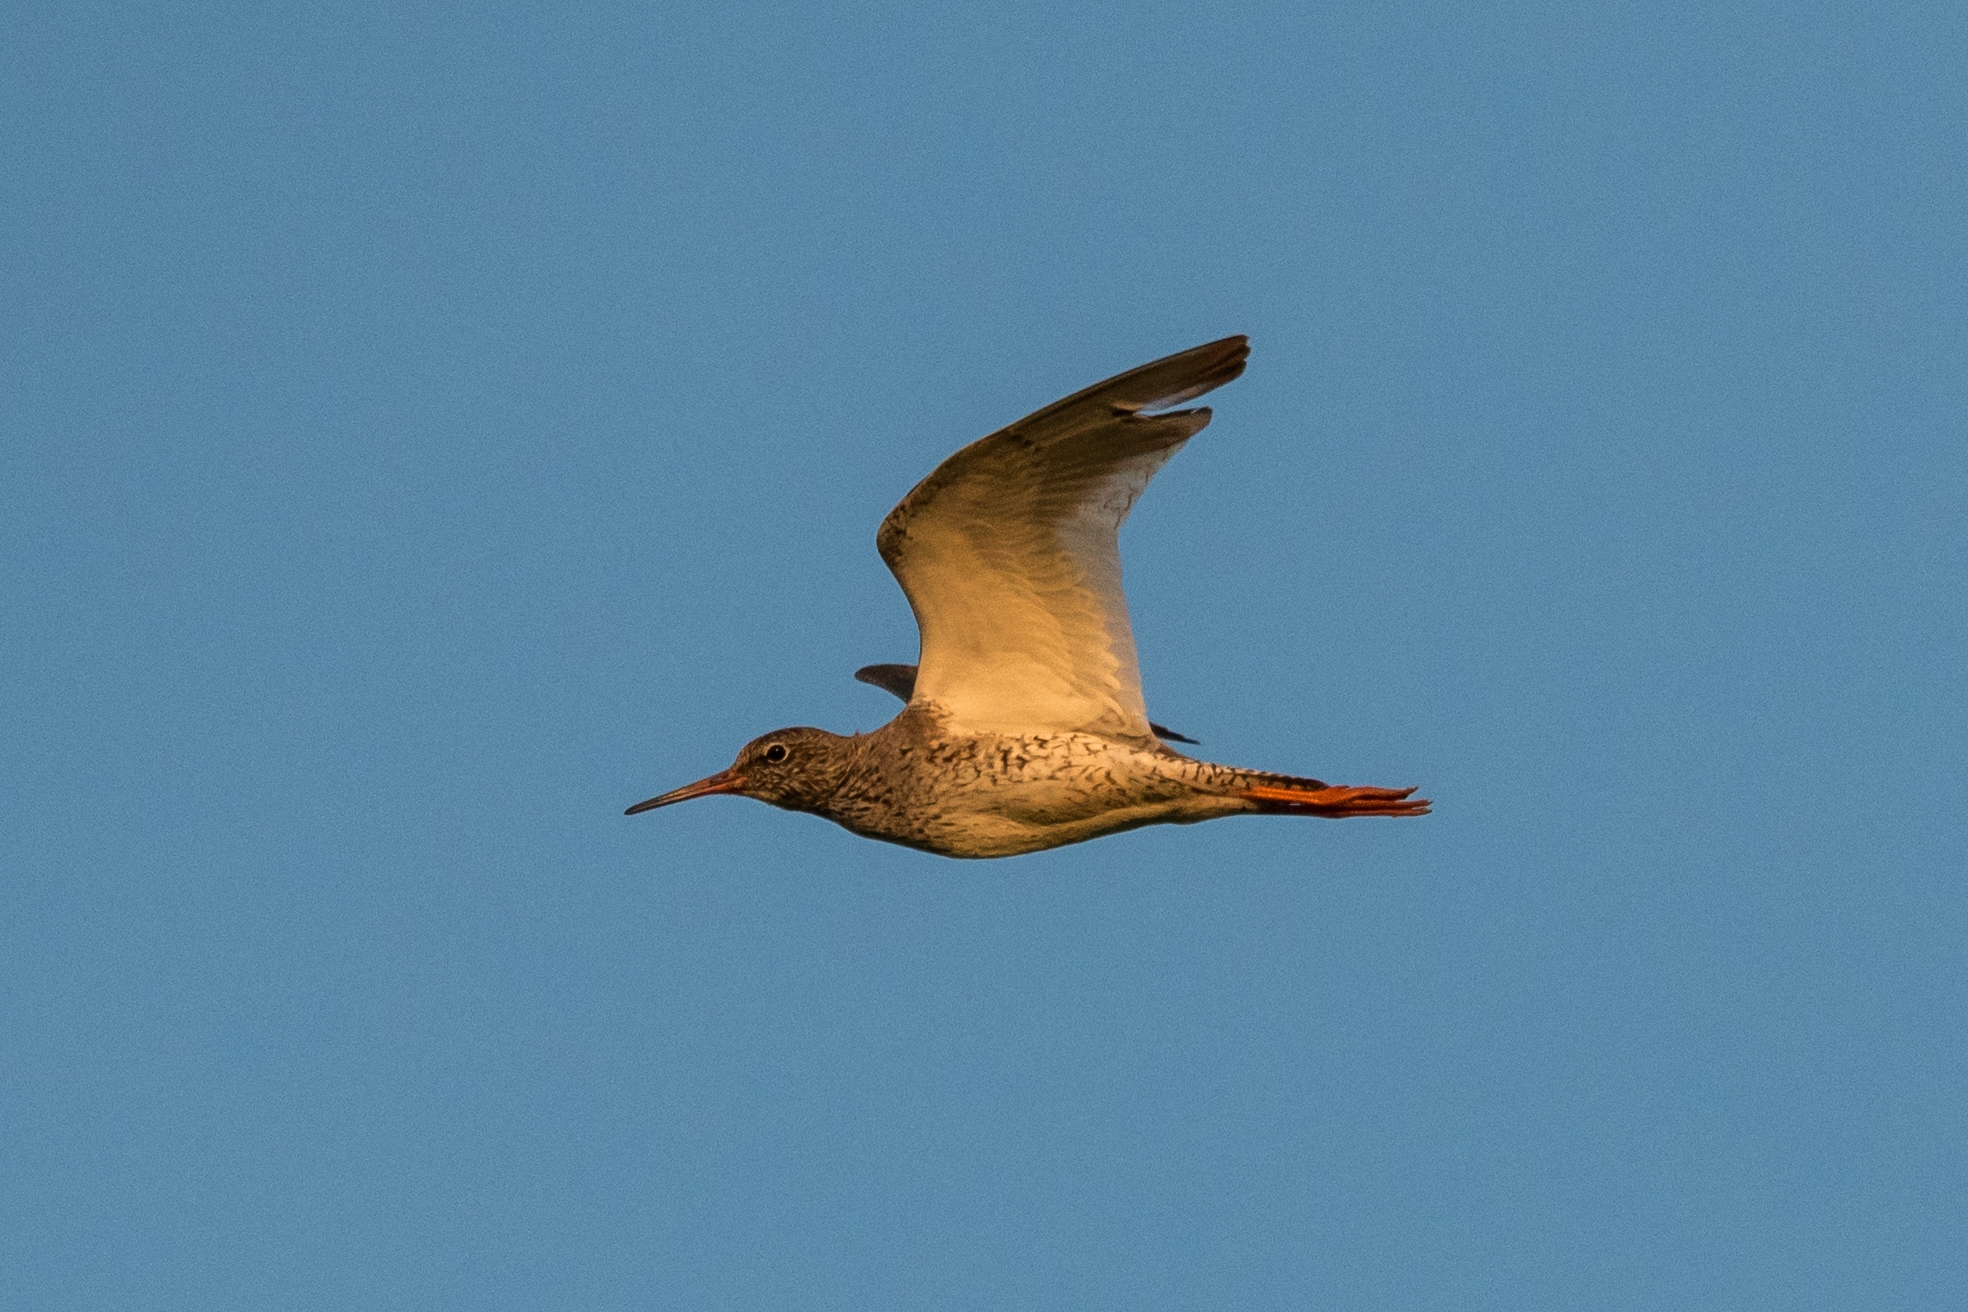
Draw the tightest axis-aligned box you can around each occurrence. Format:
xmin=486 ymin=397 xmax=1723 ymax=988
xmin=853 ymin=663 xmax=919 ymax=700
xmin=876 ymin=335 xmax=1248 ymax=745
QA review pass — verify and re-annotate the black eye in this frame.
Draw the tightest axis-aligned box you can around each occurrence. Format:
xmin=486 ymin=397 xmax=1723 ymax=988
xmin=763 ymin=743 xmax=789 ymax=764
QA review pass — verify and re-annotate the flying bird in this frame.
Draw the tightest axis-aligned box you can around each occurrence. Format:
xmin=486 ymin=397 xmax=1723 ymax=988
xmin=627 ymin=336 xmax=1427 ymax=857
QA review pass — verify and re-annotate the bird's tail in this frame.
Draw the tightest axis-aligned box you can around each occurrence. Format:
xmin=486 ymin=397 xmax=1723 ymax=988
xmin=1238 ymin=771 xmax=1429 ymax=818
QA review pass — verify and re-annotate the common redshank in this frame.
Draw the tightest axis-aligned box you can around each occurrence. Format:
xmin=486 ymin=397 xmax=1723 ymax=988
xmin=627 ymin=336 xmax=1428 ymax=858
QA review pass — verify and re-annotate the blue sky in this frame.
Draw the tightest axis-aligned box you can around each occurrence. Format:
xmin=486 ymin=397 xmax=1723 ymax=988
xmin=3 ymin=1 xmax=1963 ymax=1307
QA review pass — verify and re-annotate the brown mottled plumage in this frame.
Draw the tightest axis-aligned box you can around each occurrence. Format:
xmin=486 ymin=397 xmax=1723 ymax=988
xmin=627 ymin=336 xmax=1427 ymax=858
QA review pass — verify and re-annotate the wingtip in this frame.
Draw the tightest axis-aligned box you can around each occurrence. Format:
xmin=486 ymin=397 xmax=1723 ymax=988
xmin=1134 ymin=335 xmax=1250 ymax=412
xmin=1192 ymin=332 xmax=1250 ymax=357
xmin=1200 ymin=333 xmax=1251 ymax=374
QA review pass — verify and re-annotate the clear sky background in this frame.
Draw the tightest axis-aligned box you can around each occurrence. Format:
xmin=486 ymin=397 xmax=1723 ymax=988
xmin=4 ymin=2 xmax=1963 ymax=1308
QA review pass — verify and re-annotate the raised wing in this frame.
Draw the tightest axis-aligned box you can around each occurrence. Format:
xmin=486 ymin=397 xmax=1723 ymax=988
xmin=875 ymin=336 xmax=1248 ymax=745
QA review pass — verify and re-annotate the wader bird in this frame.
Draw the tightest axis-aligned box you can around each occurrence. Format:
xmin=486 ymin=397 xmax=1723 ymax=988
xmin=627 ymin=336 xmax=1427 ymax=857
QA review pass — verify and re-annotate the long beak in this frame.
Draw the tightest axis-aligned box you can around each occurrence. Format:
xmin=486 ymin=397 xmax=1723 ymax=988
xmin=624 ymin=768 xmax=745 ymax=815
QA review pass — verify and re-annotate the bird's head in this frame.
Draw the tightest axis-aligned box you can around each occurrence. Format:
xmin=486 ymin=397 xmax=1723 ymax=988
xmin=625 ymin=727 xmax=855 ymax=817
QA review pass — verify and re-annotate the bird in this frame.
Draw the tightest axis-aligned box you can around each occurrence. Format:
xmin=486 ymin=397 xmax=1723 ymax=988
xmin=626 ymin=335 xmax=1428 ymax=858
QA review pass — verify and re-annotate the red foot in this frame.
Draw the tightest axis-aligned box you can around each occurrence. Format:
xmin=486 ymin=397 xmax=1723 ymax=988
xmin=1242 ymin=783 xmax=1430 ymax=818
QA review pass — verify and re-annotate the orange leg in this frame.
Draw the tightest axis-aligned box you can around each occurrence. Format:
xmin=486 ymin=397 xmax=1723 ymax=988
xmin=1241 ymin=783 xmax=1430 ymax=818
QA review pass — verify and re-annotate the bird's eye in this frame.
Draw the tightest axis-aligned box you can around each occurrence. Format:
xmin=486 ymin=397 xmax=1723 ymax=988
xmin=763 ymin=743 xmax=789 ymax=764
